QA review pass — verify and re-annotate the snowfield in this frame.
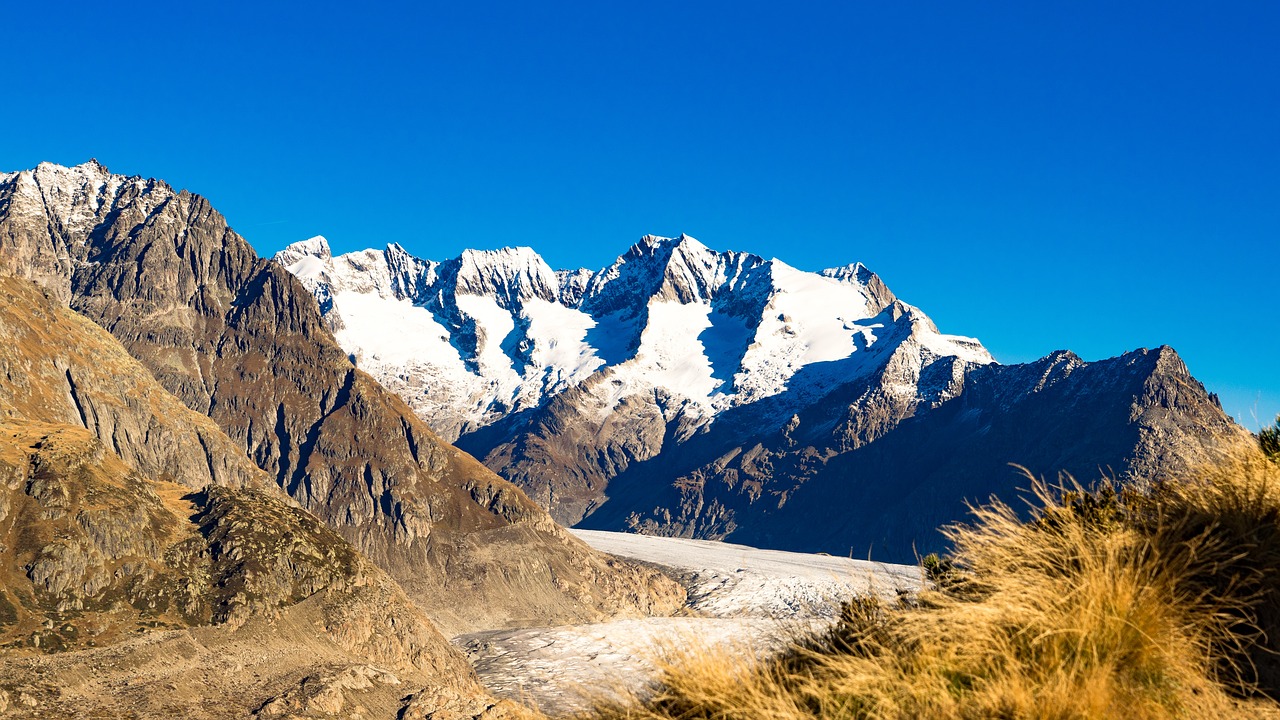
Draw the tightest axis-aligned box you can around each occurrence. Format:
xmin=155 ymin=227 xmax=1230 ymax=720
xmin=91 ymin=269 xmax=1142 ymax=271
xmin=572 ymin=529 xmax=922 ymax=618
xmin=452 ymin=530 xmax=921 ymax=714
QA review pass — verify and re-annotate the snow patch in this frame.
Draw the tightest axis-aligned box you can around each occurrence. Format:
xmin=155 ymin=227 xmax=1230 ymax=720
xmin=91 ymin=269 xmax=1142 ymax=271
xmin=332 ymin=291 xmax=462 ymax=368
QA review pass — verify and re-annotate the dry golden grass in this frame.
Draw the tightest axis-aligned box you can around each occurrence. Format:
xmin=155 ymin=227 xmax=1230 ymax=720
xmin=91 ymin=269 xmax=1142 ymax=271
xmin=575 ymin=444 xmax=1280 ymax=720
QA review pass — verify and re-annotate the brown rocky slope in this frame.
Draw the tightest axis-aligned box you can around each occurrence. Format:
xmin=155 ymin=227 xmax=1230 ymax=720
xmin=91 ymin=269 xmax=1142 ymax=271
xmin=0 ymin=161 xmax=683 ymax=634
xmin=0 ymin=276 xmax=523 ymax=718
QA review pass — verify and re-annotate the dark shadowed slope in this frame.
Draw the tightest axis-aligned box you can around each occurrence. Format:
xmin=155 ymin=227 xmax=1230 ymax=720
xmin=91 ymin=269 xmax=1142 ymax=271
xmin=583 ymin=347 xmax=1241 ymax=562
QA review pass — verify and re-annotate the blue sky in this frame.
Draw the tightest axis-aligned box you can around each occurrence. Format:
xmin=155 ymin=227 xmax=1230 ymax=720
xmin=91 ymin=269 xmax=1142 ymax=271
xmin=5 ymin=2 xmax=1278 ymax=427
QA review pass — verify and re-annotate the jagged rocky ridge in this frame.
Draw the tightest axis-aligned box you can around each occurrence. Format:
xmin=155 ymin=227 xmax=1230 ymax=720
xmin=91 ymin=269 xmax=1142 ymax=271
xmin=0 ymin=161 xmax=683 ymax=636
xmin=0 ymin=276 xmax=520 ymax=719
xmin=276 ymin=233 xmax=991 ymax=523
xmin=275 ymin=232 xmax=1240 ymax=562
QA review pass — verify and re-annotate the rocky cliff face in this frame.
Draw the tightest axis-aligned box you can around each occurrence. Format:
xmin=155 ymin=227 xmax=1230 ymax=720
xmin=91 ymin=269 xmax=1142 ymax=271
xmin=275 ymin=230 xmax=1240 ymax=562
xmin=0 ymin=277 xmax=267 ymax=493
xmin=0 ymin=161 xmax=684 ymax=635
xmin=0 ymin=276 xmax=512 ymax=719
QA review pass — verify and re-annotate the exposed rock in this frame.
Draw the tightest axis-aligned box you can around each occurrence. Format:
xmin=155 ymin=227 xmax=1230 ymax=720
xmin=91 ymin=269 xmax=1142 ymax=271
xmin=253 ymin=665 xmax=401 ymax=718
xmin=397 ymin=690 xmax=536 ymax=720
xmin=0 ymin=276 xmax=265 ymax=492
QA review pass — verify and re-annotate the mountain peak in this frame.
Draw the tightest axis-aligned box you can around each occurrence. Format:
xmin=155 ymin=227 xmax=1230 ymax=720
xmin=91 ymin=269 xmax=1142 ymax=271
xmin=638 ymin=231 xmax=700 ymax=245
xmin=821 ymin=262 xmax=870 ymax=282
xmin=631 ymin=233 xmax=712 ymax=259
xmin=287 ymin=235 xmax=332 ymax=259
xmin=29 ymin=158 xmax=109 ymax=174
xmin=0 ymin=162 xmax=174 ymax=301
xmin=1134 ymin=345 xmax=1190 ymax=378
xmin=458 ymin=245 xmax=545 ymax=265
xmin=672 ymin=232 xmax=709 ymax=253
xmin=449 ymin=246 xmax=559 ymax=304
xmin=30 ymin=158 xmax=115 ymax=188
xmin=74 ymin=158 xmax=109 ymax=174
xmin=584 ymin=233 xmax=731 ymax=310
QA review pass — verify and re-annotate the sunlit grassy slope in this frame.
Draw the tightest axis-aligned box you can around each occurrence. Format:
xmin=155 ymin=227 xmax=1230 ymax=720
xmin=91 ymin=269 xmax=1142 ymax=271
xmin=572 ymin=434 xmax=1280 ymax=719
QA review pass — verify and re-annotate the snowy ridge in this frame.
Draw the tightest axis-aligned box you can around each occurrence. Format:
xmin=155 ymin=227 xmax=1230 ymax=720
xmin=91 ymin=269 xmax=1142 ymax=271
xmin=275 ymin=233 xmax=995 ymax=441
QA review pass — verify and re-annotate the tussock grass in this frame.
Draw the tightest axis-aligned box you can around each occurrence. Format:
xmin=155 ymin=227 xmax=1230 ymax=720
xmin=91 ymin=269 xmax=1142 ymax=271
xmin=578 ymin=445 xmax=1280 ymax=719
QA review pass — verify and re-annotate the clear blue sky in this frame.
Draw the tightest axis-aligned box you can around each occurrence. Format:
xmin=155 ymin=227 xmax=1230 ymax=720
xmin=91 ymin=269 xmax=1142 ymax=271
xmin=5 ymin=2 xmax=1277 ymax=428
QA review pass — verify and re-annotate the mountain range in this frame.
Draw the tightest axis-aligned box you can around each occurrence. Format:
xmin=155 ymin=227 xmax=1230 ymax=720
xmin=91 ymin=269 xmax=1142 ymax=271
xmin=0 ymin=159 xmax=1242 ymax=716
xmin=277 ymin=231 xmax=1240 ymax=561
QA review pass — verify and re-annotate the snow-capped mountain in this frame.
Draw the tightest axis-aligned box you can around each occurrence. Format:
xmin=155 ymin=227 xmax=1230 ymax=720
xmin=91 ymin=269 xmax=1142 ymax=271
xmin=276 ymin=233 xmax=1004 ymax=527
xmin=278 ymin=233 xmax=1238 ymax=560
xmin=0 ymin=160 xmax=1237 ymax=565
xmin=276 ymin=233 xmax=992 ymax=443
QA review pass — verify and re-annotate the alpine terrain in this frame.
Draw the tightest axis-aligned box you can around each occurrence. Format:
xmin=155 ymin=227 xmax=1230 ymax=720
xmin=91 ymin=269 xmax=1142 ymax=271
xmin=0 ymin=160 xmax=684 ymax=639
xmin=0 ymin=276 xmax=512 ymax=718
xmin=276 ymin=232 xmax=1241 ymax=561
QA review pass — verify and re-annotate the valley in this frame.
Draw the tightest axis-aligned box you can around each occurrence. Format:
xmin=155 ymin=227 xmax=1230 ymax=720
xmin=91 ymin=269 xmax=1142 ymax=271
xmin=455 ymin=530 xmax=921 ymax=715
